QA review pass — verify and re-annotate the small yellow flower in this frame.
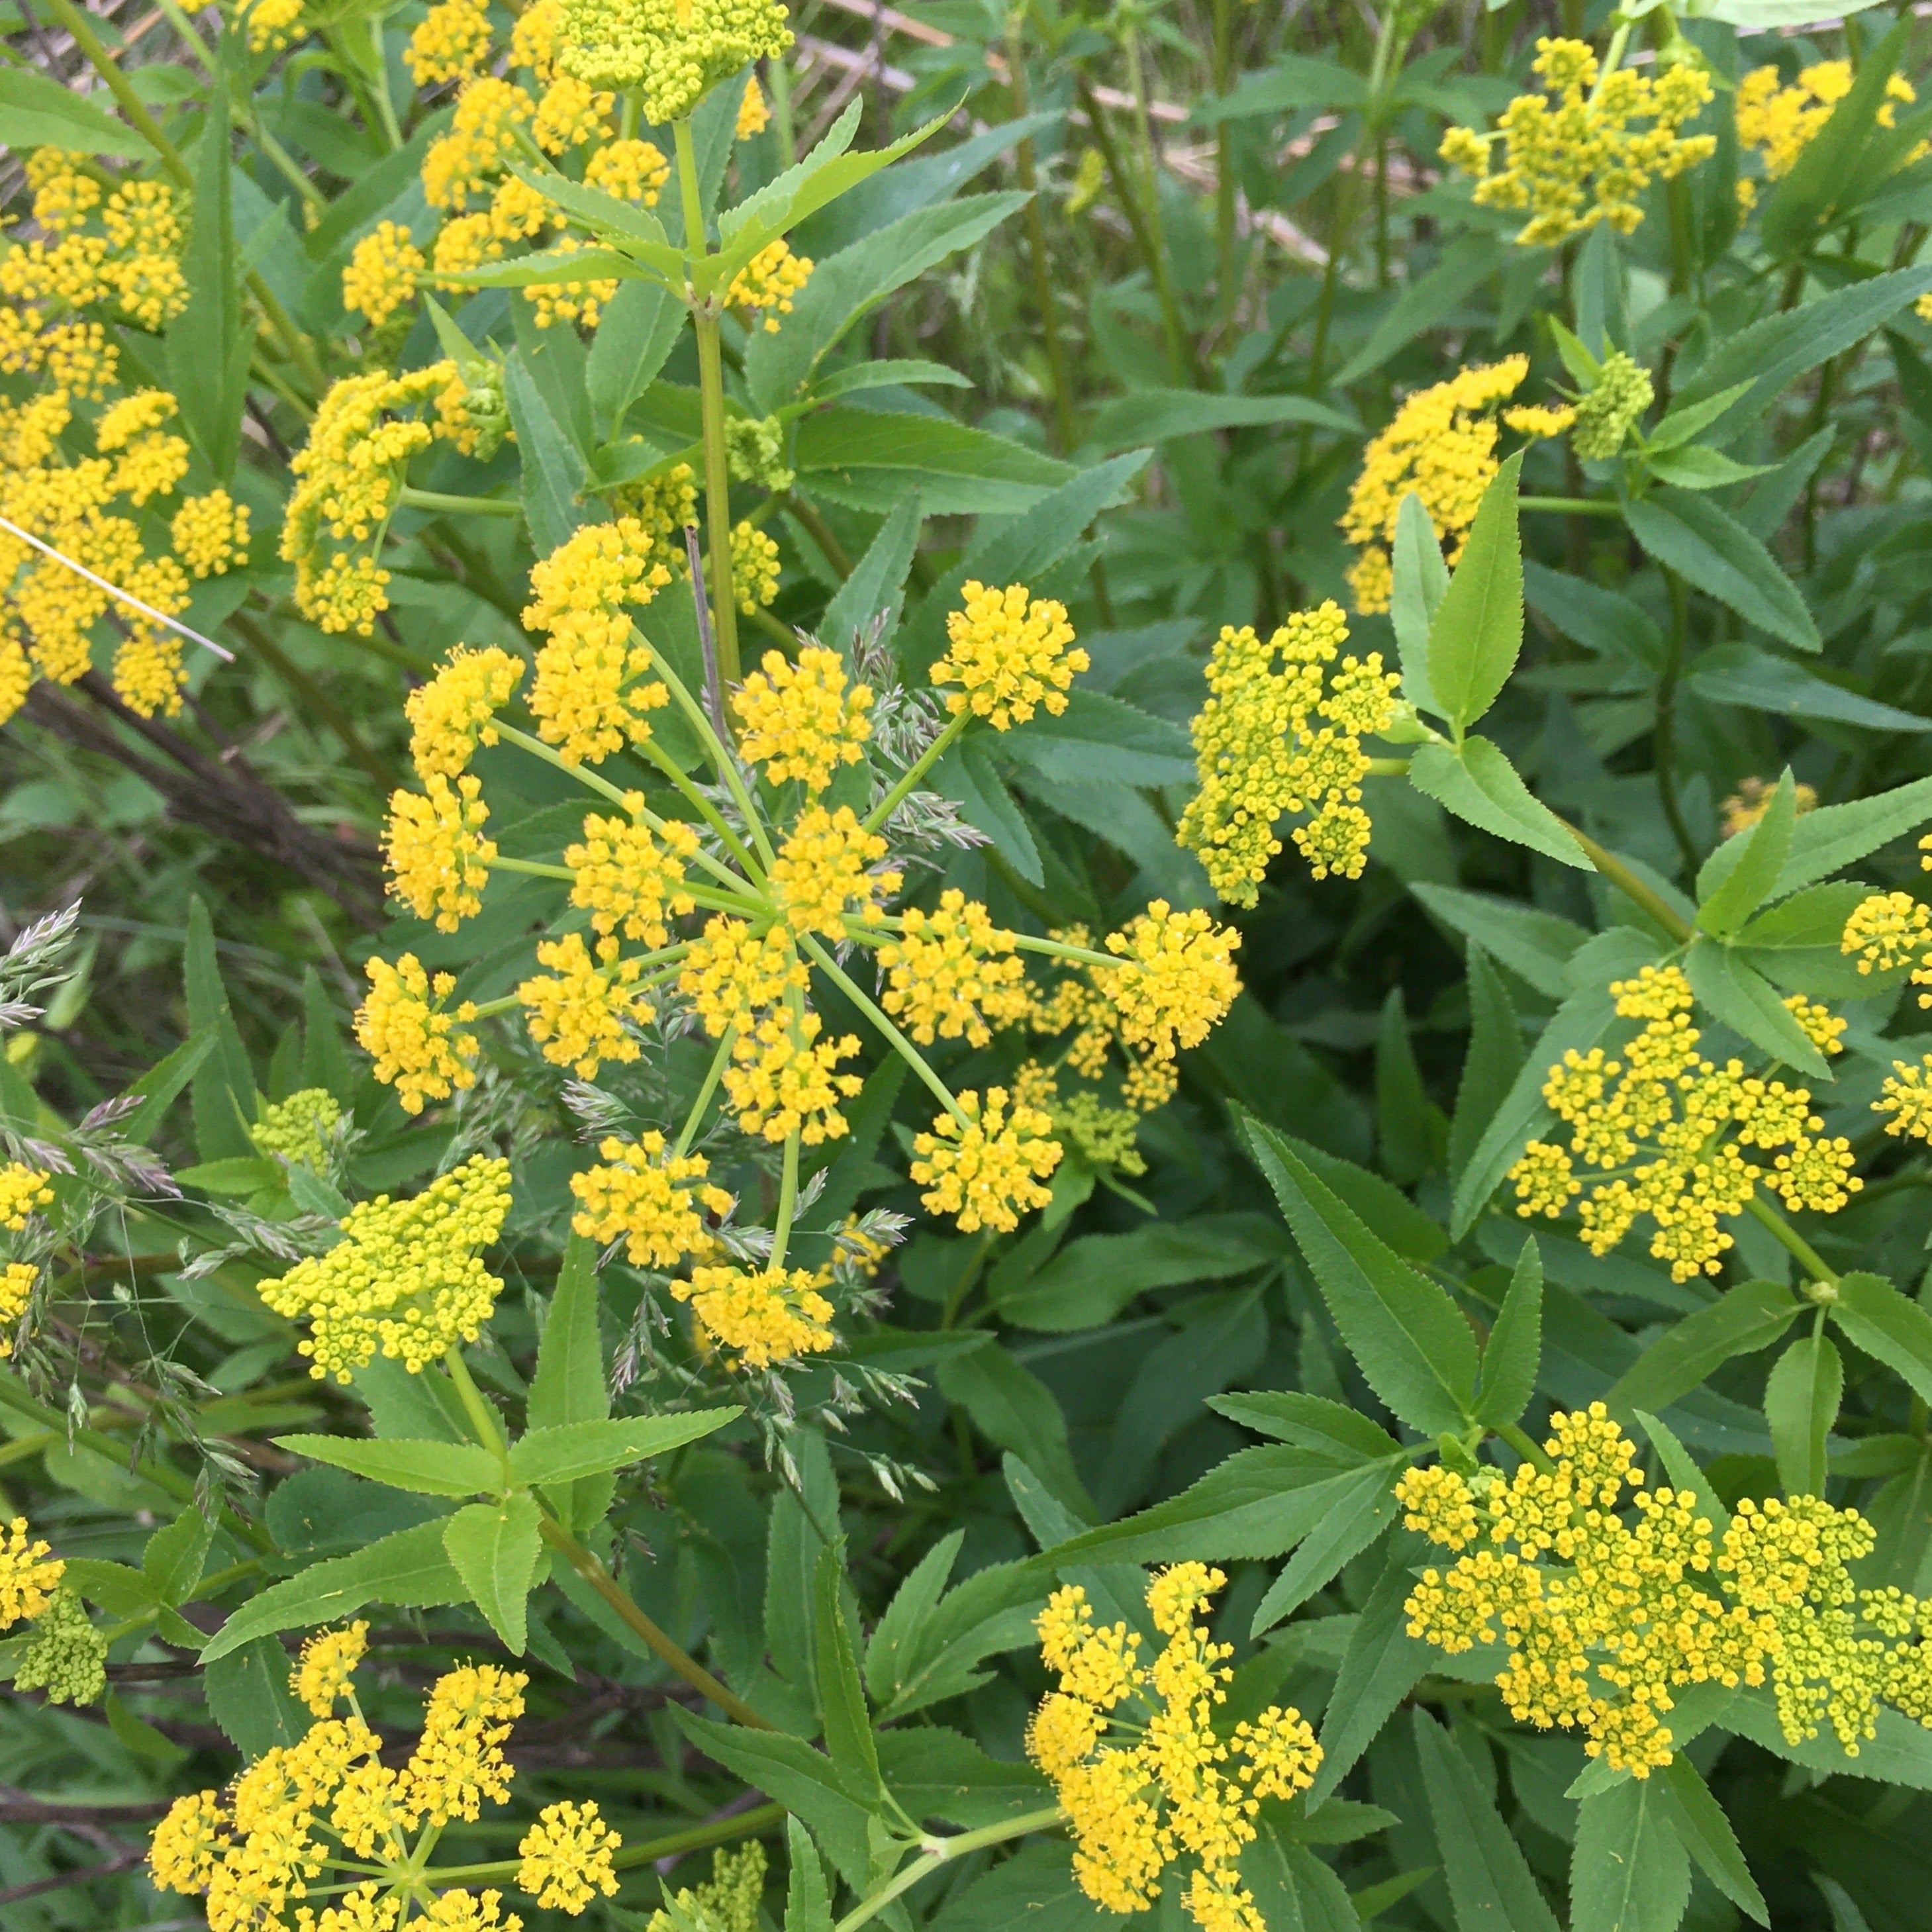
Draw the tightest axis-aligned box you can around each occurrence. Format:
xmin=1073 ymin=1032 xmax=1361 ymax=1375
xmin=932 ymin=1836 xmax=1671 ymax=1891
xmin=517 ymin=932 xmax=646 ymax=1079
xmin=518 ymin=1800 xmax=620 ymax=1913
xmin=385 ymin=772 xmax=496 ymax=932
xmin=726 ymin=238 xmax=812 ymax=332
xmin=0 ymin=1517 xmax=64 ymax=1627
xmin=292 ymin=1622 xmax=369 ymax=1716
xmin=407 ymin=646 xmax=526 ymax=781
xmin=769 ymin=803 xmax=900 ymax=939
xmin=912 ymin=1087 xmax=1062 ymax=1233
xmin=878 ymin=890 xmax=1029 ymax=1045
xmin=355 ymin=953 xmax=481 ymax=1116
xmin=342 ymin=222 xmax=424 ymax=327
xmin=570 ymin=1132 xmax=732 ymax=1268
xmin=675 ymin=1263 xmax=836 ymax=1369
xmin=0 ymin=1163 xmax=54 ymax=1230
xmin=733 ymin=644 xmax=872 ymax=792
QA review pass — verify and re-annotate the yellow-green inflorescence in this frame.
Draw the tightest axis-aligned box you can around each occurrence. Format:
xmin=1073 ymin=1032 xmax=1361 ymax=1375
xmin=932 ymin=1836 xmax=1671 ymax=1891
xmin=1400 ymin=1406 xmax=1932 ymax=1773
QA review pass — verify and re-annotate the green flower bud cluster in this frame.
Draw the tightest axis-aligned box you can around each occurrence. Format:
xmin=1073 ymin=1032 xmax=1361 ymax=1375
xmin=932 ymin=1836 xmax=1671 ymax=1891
xmin=559 ymin=0 xmax=792 ymax=126
xmin=1054 ymin=1089 xmax=1147 ymax=1177
xmin=648 ymin=1841 xmax=766 ymax=1932
xmin=725 ymin=413 xmax=795 ymax=492
xmin=1573 ymin=350 xmax=1654 ymax=461
xmin=15 ymin=1588 xmax=107 ymax=1706
xmin=252 ymin=1087 xmax=343 ymax=1174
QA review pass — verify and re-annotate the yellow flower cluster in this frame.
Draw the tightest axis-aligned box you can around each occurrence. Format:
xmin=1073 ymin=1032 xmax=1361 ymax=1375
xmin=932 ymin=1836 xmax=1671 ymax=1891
xmin=1737 ymin=60 xmax=1917 ymax=207
xmin=0 ymin=1261 xmax=35 ymax=1357
xmin=733 ymin=645 xmax=873 ymax=791
xmin=934 ymin=580 xmax=1090 ymax=729
xmin=1440 ymin=38 xmax=1715 ymax=247
xmin=1177 ymin=601 xmax=1400 ymax=899
xmin=236 ymin=0 xmax=303 ymax=52
xmin=675 ymin=1263 xmax=837 ymax=1369
xmin=738 ymin=76 xmax=771 ymax=140
xmin=521 ymin=520 xmax=672 ymax=764
xmin=0 ymin=373 xmax=236 ymax=722
xmin=282 ymin=363 xmax=467 ymax=636
xmin=559 ymin=0 xmax=793 ymax=124
xmin=911 ymin=1087 xmax=1062 ymax=1233
xmin=571 ymin=1131 xmax=733 ymax=1267
xmin=1509 ymin=964 xmax=1858 ymax=1280
xmin=255 ymin=1155 xmax=512 ymax=1380
xmin=3 ymin=155 xmax=187 ymax=348
xmin=1028 ymin=1565 xmax=1320 ymax=1932
xmin=0 ymin=1161 xmax=54 ymax=1230
xmin=354 ymin=954 xmax=481 ymax=1116
xmin=0 ymin=1517 xmax=63 ymax=1627
xmin=342 ymin=221 xmax=426 ymax=328
xmin=1340 ymin=358 xmax=1529 ymax=613
xmin=726 ymin=239 xmax=814 ymax=332
xmin=352 ymin=574 xmax=1241 ymax=1373
xmin=1402 ymin=1406 xmax=1932 ymax=1769
xmin=152 ymin=1649 xmax=619 ymax=1931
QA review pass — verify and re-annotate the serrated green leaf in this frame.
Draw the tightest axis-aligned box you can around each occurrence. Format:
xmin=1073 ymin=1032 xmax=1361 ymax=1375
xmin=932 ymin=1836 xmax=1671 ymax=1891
xmin=1241 ymin=1114 xmax=1476 ymax=1433
xmin=1308 ymin=1535 xmax=1433 ymax=1806
xmin=1408 ymin=737 xmax=1591 ymax=869
xmin=1417 ymin=1706 xmax=1563 ymax=1932
xmin=1475 ymin=1234 xmax=1542 ymax=1427
xmin=1766 ymin=1331 xmax=1842 ymax=1497
xmin=1572 ymin=1777 xmax=1690 ymax=1932
xmin=1829 ymin=1271 xmax=1932 ymax=1406
xmin=1625 ymin=491 xmax=1821 ymax=652
xmin=1698 ymin=771 xmax=1798 ymax=938
xmin=1659 ymin=1755 xmax=1768 ymax=1925
xmin=1391 ymin=491 xmax=1448 ymax=716
xmin=507 ymin=1408 xmax=738 ymax=1486
xmin=1608 ymin=1281 xmax=1800 ymax=1419
xmin=1772 ymin=775 xmax=1932 ymax=897
xmin=442 ymin=1494 xmax=542 ymax=1655
xmin=275 ymin=1435 xmax=505 ymax=1498
xmin=1683 ymin=940 xmax=1831 ymax=1078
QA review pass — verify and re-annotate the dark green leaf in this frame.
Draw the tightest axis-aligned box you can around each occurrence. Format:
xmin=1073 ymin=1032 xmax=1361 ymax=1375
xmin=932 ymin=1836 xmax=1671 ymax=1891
xmin=1624 ymin=491 xmax=1820 ymax=652
xmin=1241 ymin=1116 xmax=1476 ymax=1433
xmin=1829 ymin=1271 xmax=1932 ymax=1406
xmin=1249 ymin=1460 xmax=1400 ymax=1633
xmin=205 ymin=1637 xmax=316 ymax=1759
xmin=1571 ymin=1777 xmax=1691 ymax=1932
xmin=1308 ymin=1534 xmax=1435 ymax=1806
xmin=167 ymin=79 xmax=250 ymax=481
xmin=1607 ymin=1281 xmax=1800 ymax=1418
xmin=820 ymin=491 xmax=922 ymax=649
xmin=1085 ymin=388 xmax=1354 ymax=450
xmin=503 ymin=349 xmax=588 ymax=554
xmin=1451 ymin=946 xmax=1525 ymax=1198
xmin=784 ymin=1817 xmax=833 ymax=1932
xmin=1416 ymin=1707 xmax=1563 ymax=1932
xmin=813 ymin=1543 xmax=881 ymax=1797
xmin=1659 ymin=1754 xmax=1768 ymax=1925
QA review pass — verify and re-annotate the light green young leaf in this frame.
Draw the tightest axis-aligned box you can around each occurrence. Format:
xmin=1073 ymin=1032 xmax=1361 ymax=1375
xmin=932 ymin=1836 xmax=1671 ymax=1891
xmin=1426 ymin=452 xmax=1524 ymax=732
xmin=1646 ymin=381 xmax=1754 ymax=452
xmin=507 ymin=1409 xmax=740 ymax=1487
xmin=1645 ymin=446 xmax=1775 ymax=491
xmin=275 ymin=1435 xmax=505 ymax=1498
xmin=1391 ymin=491 xmax=1448 ymax=715
xmin=442 ymin=1494 xmax=543 ymax=1656
xmin=528 ymin=1235 xmax=609 ymax=1431
xmin=1475 ymin=1235 xmax=1543 ymax=1427
xmin=142 ymin=1506 xmax=215 ymax=1606
xmin=1766 ymin=1331 xmax=1843 ymax=1496
xmin=1548 ymin=315 xmax=1604 ymax=387
xmin=1698 ymin=771 xmax=1798 ymax=938
xmin=0 ymin=69 xmax=149 ymax=156
xmin=1829 ymin=1271 xmax=1932 ymax=1406
xmin=1683 ymin=940 xmax=1831 ymax=1078
xmin=1571 ymin=1777 xmax=1691 ymax=1932
xmin=1608 ymin=1281 xmax=1800 ymax=1418
xmin=1408 ymin=737 xmax=1592 ymax=869
xmin=1417 ymin=1708 xmax=1563 ymax=1932
xmin=1659 ymin=1755 xmax=1768 ymax=1925
xmin=1241 ymin=1115 xmax=1476 ymax=1433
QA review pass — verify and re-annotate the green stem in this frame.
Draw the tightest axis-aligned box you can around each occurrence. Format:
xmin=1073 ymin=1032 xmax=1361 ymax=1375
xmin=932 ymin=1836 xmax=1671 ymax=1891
xmin=677 ymin=119 xmax=742 ymax=691
xmin=1743 ymin=1194 xmax=1840 ymax=1289
xmin=770 ymin=1126 xmax=801 ymax=1269
xmin=493 ymin=722 xmax=633 ymax=809
xmin=1562 ymin=825 xmax=1691 ymax=942
xmin=536 ymin=1511 xmax=772 ymax=1728
xmin=1007 ymin=18 xmax=1079 ymax=454
xmin=834 ymin=1809 xmax=1067 ymax=1932
xmin=1494 ymin=1420 xmax=1557 ymax=1474
xmin=442 ymin=1346 xmax=507 ymax=1454
xmin=1520 ymin=495 xmax=1621 ymax=518
xmin=779 ymin=492 xmax=857 ymax=581
xmin=768 ymin=58 xmax=797 ymax=167
xmin=487 ymin=855 xmax=577 ymax=882
xmin=1655 ymin=567 xmax=1700 ymax=877
xmin=427 ymin=1804 xmax=786 ymax=1884
xmin=675 ymin=1028 xmax=736 ymax=1157
xmin=646 ymin=646 xmax=775 ymax=868
xmin=1211 ymin=0 xmax=1237 ymax=299
xmin=397 ymin=487 xmax=522 ymax=519
xmin=797 ymin=934 xmax=969 ymax=1127
xmin=861 ymin=712 xmax=969 ymax=835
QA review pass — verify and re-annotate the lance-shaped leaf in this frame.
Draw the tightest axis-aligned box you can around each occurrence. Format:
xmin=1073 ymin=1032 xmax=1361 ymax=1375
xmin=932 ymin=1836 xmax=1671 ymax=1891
xmin=201 ymin=1521 xmax=464 ymax=1661
xmin=275 ymin=1435 xmax=505 ymax=1498
xmin=1408 ymin=738 xmax=1592 ymax=869
xmin=1572 ymin=1777 xmax=1690 ymax=1932
xmin=1696 ymin=771 xmax=1798 ymax=938
xmin=443 ymin=1494 xmax=543 ymax=1655
xmin=1625 ymin=490 xmax=1821 ymax=653
xmin=1771 ymin=774 xmax=1932 ymax=895
xmin=1308 ymin=1535 xmax=1433 ymax=1807
xmin=1608 ymin=1281 xmax=1801 ymax=1419
xmin=1766 ymin=1331 xmax=1843 ymax=1496
xmin=813 ymin=1544 xmax=881 ymax=1798
xmin=1660 ymin=1755 xmax=1768 ymax=1925
xmin=1417 ymin=1707 xmax=1563 ymax=1932
xmin=507 ymin=1408 xmax=740 ymax=1487
xmin=1829 ymin=1271 xmax=1932 ymax=1406
xmin=1474 ymin=1234 xmax=1543 ymax=1427
xmin=1242 ymin=1114 xmax=1476 ymax=1433
xmin=1684 ymin=940 xmax=1831 ymax=1079
xmin=1426 ymin=452 xmax=1523 ymax=733
xmin=1249 ymin=1461 xmax=1400 ymax=1635
xmin=1390 ymin=491 xmax=1447 ymax=716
